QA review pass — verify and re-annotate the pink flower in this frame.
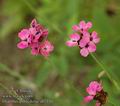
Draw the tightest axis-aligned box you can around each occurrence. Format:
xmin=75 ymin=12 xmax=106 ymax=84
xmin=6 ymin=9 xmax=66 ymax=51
xmin=79 ymin=31 xmax=100 ymax=57
xmin=72 ymin=20 xmax=92 ymax=33
xmin=66 ymin=20 xmax=100 ymax=57
xmin=84 ymin=81 xmax=107 ymax=106
xmin=90 ymin=31 xmax=100 ymax=44
xmin=66 ymin=33 xmax=80 ymax=47
xmin=39 ymin=40 xmax=54 ymax=57
xmin=17 ymin=29 xmax=31 ymax=49
xmin=17 ymin=19 xmax=54 ymax=57
xmin=80 ymin=42 xmax=96 ymax=57
xmin=86 ymin=81 xmax=102 ymax=96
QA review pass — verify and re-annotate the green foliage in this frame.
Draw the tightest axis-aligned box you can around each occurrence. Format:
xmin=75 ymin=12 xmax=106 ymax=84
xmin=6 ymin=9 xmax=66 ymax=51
xmin=1 ymin=0 xmax=120 ymax=106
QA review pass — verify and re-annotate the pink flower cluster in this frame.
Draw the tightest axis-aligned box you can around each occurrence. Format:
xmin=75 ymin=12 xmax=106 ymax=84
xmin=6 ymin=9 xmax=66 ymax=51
xmin=84 ymin=81 xmax=104 ymax=106
xmin=66 ymin=21 xmax=100 ymax=57
xmin=17 ymin=19 xmax=54 ymax=57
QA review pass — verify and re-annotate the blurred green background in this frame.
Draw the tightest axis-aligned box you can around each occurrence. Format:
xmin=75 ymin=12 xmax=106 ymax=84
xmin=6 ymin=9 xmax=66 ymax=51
xmin=0 ymin=0 xmax=120 ymax=106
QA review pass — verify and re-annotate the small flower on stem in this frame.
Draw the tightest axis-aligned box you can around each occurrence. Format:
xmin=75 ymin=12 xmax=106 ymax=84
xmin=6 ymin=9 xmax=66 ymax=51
xmin=17 ymin=19 xmax=54 ymax=57
xmin=66 ymin=20 xmax=100 ymax=57
xmin=84 ymin=81 xmax=108 ymax=106
xmin=39 ymin=40 xmax=54 ymax=57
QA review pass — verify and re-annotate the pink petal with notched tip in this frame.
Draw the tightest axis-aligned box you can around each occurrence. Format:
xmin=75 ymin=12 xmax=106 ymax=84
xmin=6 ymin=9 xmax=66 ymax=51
xmin=84 ymin=96 xmax=94 ymax=103
xmin=88 ymin=42 xmax=96 ymax=52
xmin=17 ymin=41 xmax=28 ymax=49
xmin=72 ymin=25 xmax=80 ymax=31
xmin=66 ymin=33 xmax=80 ymax=47
xmin=80 ymin=48 xmax=89 ymax=57
xmin=18 ymin=29 xmax=30 ymax=40
xmin=85 ymin=22 xmax=92 ymax=29
xmin=70 ymin=33 xmax=80 ymax=40
xmin=66 ymin=41 xmax=78 ymax=47
xmin=79 ymin=21 xmax=86 ymax=29
xmin=91 ymin=31 xmax=100 ymax=44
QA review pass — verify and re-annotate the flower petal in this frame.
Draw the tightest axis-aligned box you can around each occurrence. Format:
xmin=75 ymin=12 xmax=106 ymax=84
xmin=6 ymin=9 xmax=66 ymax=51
xmin=31 ymin=48 xmax=39 ymax=55
xmin=85 ymin=22 xmax=92 ymax=29
xmin=29 ymin=27 xmax=37 ymax=35
xmin=17 ymin=41 xmax=28 ymax=49
xmin=88 ymin=42 xmax=96 ymax=52
xmin=72 ymin=25 xmax=80 ymax=31
xmin=86 ymin=87 xmax=97 ymax=95
xmin=70 ymin=33 xmax=80 ymax=40
xmin=79 ymin=21 xmax=86 ymax=29
xmin=18 ymin=29 xmax=30 ymax=40
xmin=66 ymin=41 xmax=78 ymax=47
xmin=91 ymin=31 xmax=100 ymax=44
xmin=80 ymin=48 xmax=89 ymax=57
xmin=30 ymin=43 xmax=39 ymax=55
xmin=84 ymin=96 xmax=94 ymax=103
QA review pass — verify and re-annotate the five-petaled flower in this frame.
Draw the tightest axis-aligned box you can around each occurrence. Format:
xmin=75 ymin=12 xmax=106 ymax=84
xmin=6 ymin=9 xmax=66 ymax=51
xmin=84 ymin=81 xmax=108 ymax=106
xmin=17 ymin=19 xmax=54 ymax=57
xmin=66 ymin=20 xmax=100 ymax=57
xmin=72 ymin=20 xmax=92 ymax=33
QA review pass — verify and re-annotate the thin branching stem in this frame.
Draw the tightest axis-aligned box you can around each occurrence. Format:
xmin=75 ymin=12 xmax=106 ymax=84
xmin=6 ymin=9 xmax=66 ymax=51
xmin=90 ymin=53 xmax=120 ymax=91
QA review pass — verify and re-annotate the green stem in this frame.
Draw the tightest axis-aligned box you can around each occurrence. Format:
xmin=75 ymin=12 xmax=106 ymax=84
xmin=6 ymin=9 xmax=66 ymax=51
xmin=90 ymin=53 xmax=120 ymax=91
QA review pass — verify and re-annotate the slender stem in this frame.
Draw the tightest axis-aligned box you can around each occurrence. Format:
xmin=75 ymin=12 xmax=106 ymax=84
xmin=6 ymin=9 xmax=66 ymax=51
xmin=90 ymin=53 xmax=120 ymax=91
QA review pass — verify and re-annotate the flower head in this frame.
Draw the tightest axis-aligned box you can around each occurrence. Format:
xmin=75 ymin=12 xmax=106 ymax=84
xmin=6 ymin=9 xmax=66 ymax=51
xmin=84 ymin=81 xmax=108 ymax=106
xmin=17 ymin=19 xmax=54 ymax=57
xmin=66 ymin=20 xmax=100 ymax=57
xmin=39 ymin=40 xmax=54 ymax=57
